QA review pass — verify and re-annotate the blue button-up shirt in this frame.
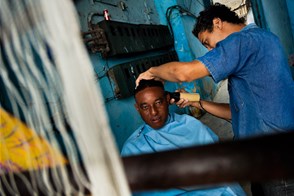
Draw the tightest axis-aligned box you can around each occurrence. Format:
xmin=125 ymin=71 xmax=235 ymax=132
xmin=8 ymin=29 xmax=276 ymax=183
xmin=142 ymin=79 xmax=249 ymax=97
xmin=197 ymin=23 xmax=294 ymax=139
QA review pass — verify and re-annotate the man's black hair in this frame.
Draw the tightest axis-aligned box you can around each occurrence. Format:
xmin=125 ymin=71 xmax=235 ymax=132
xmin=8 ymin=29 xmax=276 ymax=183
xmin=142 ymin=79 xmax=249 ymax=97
xmin=134 ymin=79 xmax=164 ymax=98
xmin=192 ymin=3 xmax=245 ymax=37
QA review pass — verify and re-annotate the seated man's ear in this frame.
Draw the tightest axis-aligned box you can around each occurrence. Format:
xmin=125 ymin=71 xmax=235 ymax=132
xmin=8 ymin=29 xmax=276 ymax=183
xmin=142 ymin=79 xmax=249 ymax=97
xmin=166 ymin=93 xmax=171 ymax=103
xmin=134 ymin=103 xmax=139 ymax=111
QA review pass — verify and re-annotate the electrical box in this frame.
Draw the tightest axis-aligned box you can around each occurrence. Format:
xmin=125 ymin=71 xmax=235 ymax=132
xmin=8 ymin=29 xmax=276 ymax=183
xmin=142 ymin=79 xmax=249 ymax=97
xmin=108 ymin=51 xmax=178 ymax=99
xmin=98 ymin=20 xmax=174 ymax=57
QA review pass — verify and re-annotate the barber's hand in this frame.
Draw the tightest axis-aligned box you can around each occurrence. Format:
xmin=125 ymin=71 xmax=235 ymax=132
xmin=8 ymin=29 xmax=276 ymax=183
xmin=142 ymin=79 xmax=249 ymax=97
xmin=175 ymin=98 xmax=192 ymax=108
xmin=169 ymin=89 xmax=188 ymax=108
xmin=170 ymin=89 xmax=200 ymax=108
xmin=135 ymin=68 xmax=164 ymax=87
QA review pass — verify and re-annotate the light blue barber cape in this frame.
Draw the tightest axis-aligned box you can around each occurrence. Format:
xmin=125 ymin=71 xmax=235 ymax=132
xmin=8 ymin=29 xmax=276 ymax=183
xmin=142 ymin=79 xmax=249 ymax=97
xmin=121 ymin=113 xmax=246 ymax=196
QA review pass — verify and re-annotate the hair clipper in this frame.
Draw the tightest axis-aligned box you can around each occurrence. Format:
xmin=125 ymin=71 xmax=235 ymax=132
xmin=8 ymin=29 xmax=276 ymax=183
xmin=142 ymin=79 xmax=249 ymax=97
xmin=166 ymin=91 xmax=200 ymax=102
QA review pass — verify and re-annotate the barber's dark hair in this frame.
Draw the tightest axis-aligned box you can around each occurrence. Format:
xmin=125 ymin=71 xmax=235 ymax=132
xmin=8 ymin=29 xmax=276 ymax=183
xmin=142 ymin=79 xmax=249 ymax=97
xmin=134 ymin=79 xmax=164 ymax=98
xmin=192 ymin=3 xmax=245 ymax=37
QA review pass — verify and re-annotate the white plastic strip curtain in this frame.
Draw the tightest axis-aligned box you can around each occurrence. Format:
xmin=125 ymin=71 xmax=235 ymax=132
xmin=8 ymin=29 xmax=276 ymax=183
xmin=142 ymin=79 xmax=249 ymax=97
xmin=0 ymin=0 xmax=130 ymax=195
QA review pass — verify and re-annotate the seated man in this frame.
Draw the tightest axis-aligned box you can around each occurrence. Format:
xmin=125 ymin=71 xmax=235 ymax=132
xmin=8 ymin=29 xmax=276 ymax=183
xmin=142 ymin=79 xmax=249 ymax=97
xmin=121 ymin=79 xmax=245 ymax=196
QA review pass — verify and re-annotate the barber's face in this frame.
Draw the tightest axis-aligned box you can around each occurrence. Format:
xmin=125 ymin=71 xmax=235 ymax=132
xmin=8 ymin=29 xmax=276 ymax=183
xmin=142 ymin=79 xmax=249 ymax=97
xmin=135 ymin=87 xmax=169 ymax=129
xmin=198 ymin=30 xmax=222 ymax=50
xmin=198 ymin=18 xmax=226 ymax=50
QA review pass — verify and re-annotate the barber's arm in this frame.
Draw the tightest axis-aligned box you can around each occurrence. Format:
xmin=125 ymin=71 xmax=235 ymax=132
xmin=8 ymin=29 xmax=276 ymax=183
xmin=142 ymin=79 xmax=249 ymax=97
xmin=196 ymin=100 xmax=231 ymax=120
xmin=135 ymin=60 xmax=210 ymax=87
xmin=173 ymin=97 xmax=231 ymax=121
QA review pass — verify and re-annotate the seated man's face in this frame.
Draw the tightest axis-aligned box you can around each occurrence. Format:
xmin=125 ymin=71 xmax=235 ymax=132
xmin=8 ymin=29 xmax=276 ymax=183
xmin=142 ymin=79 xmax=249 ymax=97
xmin=135 ymin=86 xmax=170 ymax=129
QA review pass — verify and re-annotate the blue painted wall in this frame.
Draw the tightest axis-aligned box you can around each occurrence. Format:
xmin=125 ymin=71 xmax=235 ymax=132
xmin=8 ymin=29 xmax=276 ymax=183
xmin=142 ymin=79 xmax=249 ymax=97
xmin=286 ymin=0 xmax=294 ymax=47
xmin=264 ymin=0 xmax=294 ymax=55
xmin=251 ymin=0 xmax=294 ymax=56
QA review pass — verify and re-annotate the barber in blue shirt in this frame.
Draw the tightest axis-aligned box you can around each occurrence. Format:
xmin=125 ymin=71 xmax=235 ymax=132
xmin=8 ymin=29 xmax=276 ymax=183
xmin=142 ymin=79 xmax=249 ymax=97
xmin=135 ymin=3 xmax=294 ymax=196
xmin=122 ymin=79 xmax=245 ymax=196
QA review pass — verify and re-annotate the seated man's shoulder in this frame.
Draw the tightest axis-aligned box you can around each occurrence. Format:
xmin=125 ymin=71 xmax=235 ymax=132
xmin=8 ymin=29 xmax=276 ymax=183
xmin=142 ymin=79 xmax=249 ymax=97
xmin=124 ymin=125 xmax=144 ymax=143
xmin=173 ymin=112 xmax=202 ymax=125
xmin=121 ymin=125 xmax=146 ymax=156
xmin=172 ymin=112 xmax=219 ymax=142
xmin=173 ymin=112 xmax=190 ymax=119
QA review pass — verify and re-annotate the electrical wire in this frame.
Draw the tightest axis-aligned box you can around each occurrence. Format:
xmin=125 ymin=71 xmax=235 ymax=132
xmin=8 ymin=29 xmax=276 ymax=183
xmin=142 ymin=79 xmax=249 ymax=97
xmin=195 ymin=0 xmax=205 ymax=7
xmin=93 ymin=0 xmax=118 ymax=7
xmin=165 ymin=5 xmax=197 ymax=39
xmin=232 ymin=0 xmax=246 ymax=11
xmin=95 ymin=56 xmax=119 ymax=102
